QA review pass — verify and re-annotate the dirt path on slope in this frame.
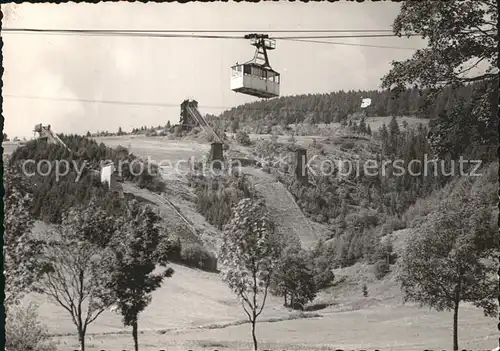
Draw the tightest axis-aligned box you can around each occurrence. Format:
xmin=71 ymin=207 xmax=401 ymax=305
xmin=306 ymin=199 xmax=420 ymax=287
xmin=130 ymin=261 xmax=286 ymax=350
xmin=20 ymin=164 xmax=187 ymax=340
xmin=239 ymin=167 xmax=325 ymax=249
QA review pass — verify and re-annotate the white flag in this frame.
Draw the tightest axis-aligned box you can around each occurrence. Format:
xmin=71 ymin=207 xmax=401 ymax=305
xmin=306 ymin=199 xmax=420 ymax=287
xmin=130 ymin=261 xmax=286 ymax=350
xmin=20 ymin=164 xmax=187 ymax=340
xmin=360 ymin=98 xmax=372 ymax=109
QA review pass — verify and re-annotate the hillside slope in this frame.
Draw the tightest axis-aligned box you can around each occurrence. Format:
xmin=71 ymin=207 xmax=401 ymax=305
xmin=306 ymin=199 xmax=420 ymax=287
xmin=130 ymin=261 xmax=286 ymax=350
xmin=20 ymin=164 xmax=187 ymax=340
xmin=212 ymin=85 xmax=462 ymax=131
xmin=240 ymin=166 xmax=329 ymax=249
xmin=26 ymin=261 xmax=292 ymax=337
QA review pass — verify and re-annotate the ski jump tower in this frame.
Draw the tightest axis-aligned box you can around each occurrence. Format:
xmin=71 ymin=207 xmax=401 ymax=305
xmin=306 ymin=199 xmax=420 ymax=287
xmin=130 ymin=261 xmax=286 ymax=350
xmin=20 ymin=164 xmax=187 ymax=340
xmin=179 ymin=100 xmax=223 ymax=144
xmin=33 ymin=123 xmax=70 ymax=151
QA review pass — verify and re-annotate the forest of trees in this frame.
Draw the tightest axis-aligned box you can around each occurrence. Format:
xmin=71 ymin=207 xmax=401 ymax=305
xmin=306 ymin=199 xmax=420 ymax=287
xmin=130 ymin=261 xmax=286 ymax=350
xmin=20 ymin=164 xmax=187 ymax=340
xmin=7 ymin=134 xmax=165 ymax=223
xmin=273 ymin=96 xmax=496 ymax=269
xmin=224 ymin=70 xmax=497 ymax=271
xmin=210 ymin=82 xmax=490 ymax=133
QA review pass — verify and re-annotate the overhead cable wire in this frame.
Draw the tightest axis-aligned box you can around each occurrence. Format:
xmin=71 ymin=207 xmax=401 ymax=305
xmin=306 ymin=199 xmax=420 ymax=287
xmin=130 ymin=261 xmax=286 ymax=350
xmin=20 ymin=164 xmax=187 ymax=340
xmin=2 ymin=30 xmax=245 ymax=39
xmin=2 ymin=28 xmax=421 ymax=50
xmin=1 ymin=28 xmax=418 ymax=40
xmin=4 ymin=94 xmax=380 ymax=113
xmin=281 ymin=38 xmax=419 ymax=50
xmin=271 ymin=34 xmax=418 ymax=39
xmin=2 ymin=27 xmax=395 ymax=34
xmin=4 ymin=94 xmax=243 ymax=110
xmin=3 ymin=94 xmax=186 ymax=108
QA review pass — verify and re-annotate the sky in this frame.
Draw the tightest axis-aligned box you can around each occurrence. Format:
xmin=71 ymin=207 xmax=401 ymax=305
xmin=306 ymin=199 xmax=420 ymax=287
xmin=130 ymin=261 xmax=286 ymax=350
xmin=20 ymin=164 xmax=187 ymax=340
xmin=2 ymin=2 xmax=426 ymax=139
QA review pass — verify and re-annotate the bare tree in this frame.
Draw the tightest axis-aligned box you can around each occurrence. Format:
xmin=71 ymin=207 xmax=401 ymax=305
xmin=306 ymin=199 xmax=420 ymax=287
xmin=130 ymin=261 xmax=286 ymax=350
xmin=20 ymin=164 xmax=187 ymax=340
xmin=34 ymin=223 xmax=115 ymax=351
xmin=219 ymin=199 xmax=283 ymax=351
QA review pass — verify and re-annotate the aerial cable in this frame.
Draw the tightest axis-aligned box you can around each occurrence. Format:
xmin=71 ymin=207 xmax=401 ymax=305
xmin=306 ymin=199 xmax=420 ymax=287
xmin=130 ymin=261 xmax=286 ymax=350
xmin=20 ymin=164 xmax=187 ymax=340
xmin=272 ymin=34 xmax=419 ymax=40
xmin=1 ymin=30 xmax=246 ymax=39
xmin=2 ymin=27 xmax=395 ymax=34
xmin=3 ymin=94 xmax=393 ymax=114
xmin=0 ymin=94 xmax=350 ymax=113
xmin=3 ymin=94 xmax=183 ymax=108
xmin=1 ymin=28 xmax=418 ymax=40
xmin=281 ymin=38 xmax=418 ymax=50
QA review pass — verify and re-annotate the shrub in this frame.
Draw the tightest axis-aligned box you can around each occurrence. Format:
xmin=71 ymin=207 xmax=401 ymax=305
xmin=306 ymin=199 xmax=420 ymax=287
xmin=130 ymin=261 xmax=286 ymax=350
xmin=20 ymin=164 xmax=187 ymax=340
xmin=362 ymin=284 xmax=368 ymax=297
xmin=380 ymin=216 xmax=406 ymax=235
xmin=345 ymin=210 xmax=379 ymax=230
xmin=308 ymin=240 xmax=336 ymax=290
xmin=191 ymin=127 xmax=202 ymax=135
xmin=157 ymin=236 xmax=182 ymax=263
xmin=174 ymin=125 xmax=183 ymax=136
xmin=236 ymin=130 xmax=252 ymax=146
xmin=373 ymin=259 xmax=390 ymax=280
xmin=5 ymin=302 xmax=57 ymax=351
xmin=340 ymin=140 xmax=355 ymax=150
xmin=194 ymin=174 xmax=253 ymax=229
xmin=180 ymin=243 xmax=217 ymax=271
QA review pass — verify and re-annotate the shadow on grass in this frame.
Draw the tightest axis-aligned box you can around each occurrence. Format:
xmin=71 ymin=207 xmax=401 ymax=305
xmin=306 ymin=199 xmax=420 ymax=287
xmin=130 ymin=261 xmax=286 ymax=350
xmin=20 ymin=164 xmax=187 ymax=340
xmin=200 ymin=311 xmax=323 ymax=331
xmin=304 ymin=302 xmax=337 ymax=312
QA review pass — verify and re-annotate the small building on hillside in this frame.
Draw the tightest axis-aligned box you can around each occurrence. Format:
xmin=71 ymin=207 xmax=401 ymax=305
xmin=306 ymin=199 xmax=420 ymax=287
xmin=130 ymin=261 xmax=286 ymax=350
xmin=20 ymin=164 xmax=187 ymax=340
xmin=100 ymin=161 xmax=124 ymax=198
xmin=101 ymin=163 xmax=117 ymax=189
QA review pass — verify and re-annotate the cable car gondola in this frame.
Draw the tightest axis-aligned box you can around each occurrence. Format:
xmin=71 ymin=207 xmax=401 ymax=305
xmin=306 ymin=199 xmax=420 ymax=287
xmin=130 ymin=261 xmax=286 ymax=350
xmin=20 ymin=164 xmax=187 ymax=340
xmin=231 ymin=34 xmax=280 ymax=99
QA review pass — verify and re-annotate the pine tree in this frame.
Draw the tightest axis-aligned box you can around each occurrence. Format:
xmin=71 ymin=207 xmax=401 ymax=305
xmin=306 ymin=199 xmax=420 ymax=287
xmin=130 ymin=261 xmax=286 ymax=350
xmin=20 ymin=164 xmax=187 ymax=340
xmin=359 ymin=117 xmax=367 ymax=134
xmin=366 ymin=124 xmax=372 ymax=136
xmin=109 ymin=204 xmax=174 ymax=351
xmin=388 ymin=116 xmax=400 ymax=156
xmin=379 ymin=124 xmax=389 ymax=155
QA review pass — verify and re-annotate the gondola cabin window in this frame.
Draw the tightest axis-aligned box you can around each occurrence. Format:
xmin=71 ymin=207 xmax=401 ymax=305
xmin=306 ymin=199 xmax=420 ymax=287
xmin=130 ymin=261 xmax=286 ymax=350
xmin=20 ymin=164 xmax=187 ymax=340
xmin=230 ymin=63 xmax=280 ymax=99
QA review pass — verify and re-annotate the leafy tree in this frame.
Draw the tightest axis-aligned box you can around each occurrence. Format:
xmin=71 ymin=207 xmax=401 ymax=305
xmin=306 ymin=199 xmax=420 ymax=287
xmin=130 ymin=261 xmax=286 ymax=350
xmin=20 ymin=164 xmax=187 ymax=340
xmin=33 ymin=207 xmax=118 ymax=351
xmin=236 ymin=130 xmax=252 ymax=146
xmin=373 ymin=259 xmax=390 ymax=280
xmin=308 ymin=239 xmax=335 ymax=290
xmin=108 ymin=203 xmax=174 ymax=351
xmin=166 ymin=120 xmax=171 ymax=129
xmin=3 ymin=132 xmax=9 ymax=141
xmin=381 ymin=0 xmax=498 ymax=162
xmin=397 ymin=182 xmax=498 ymax=351
xmin=382 ymin=0 xmax=497 ymax=92
xmin=231 ymin=118 xmax=240 ymax=133
xmin=219 ymin=199 xmax=283 ymax=351
xmin=428 ymin=84 xmax=497 ymax=162
xmin=271 ymin=245 xmax=316 ymax=310
xmin=4 ymin=168 xmax=50 ymax=305
xmin=62 ymin=199 xmax=125 ymax=248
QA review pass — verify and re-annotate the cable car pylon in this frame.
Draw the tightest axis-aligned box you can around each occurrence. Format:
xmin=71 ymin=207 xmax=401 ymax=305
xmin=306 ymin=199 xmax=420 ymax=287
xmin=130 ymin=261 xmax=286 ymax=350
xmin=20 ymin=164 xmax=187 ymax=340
xmin=230 ymin=33 xmax=280 ymax=99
